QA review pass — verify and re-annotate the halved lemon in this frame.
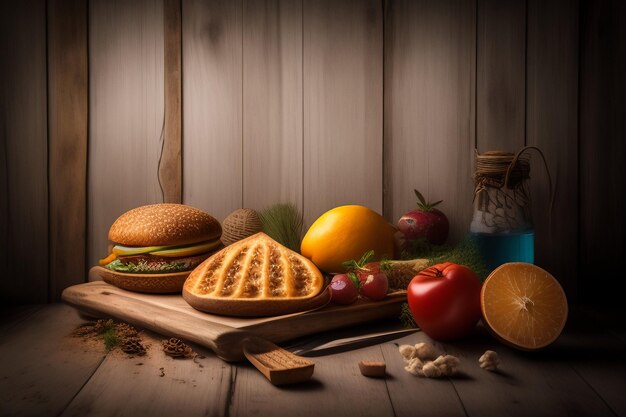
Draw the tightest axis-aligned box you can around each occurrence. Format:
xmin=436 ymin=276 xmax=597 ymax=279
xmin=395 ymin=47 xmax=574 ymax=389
xmin=481 ymin=262 xmax=568 ymax=351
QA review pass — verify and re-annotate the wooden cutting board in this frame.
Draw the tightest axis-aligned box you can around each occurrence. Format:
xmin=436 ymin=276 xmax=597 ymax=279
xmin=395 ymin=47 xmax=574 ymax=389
xmin=62 ymin=281 xmax=406 ymax=362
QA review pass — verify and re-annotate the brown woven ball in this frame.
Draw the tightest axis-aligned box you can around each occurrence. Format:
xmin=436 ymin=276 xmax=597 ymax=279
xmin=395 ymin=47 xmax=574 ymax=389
xmin=221 ymin=208 xmax=263 ymax=246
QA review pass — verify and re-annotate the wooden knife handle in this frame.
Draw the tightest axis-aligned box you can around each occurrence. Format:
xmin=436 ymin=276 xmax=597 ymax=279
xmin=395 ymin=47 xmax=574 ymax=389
xmin=243 ymin=336 xmax=315 ymax=385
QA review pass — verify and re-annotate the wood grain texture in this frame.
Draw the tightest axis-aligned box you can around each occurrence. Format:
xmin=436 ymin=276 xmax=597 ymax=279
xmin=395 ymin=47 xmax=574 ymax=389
xmin=559 ymin=329 xmax=626 ymax=416
xmin=303 ymin=0 xmax=383 ymax=227
xmin=384 ymin=0 xmax=475 ymax=243
xmin=88 ymin=0 xmax=165 ymax=268
xmin=230 ymin=345 xmax=394 ymax=417
xmin=581 ymin=306 xmax=626 ymax=344
xmin=526 ymin=0 xmax=579 ymax=300
xmin=61 ymin=332 xmax=230 ymax=417
xmin=47 ymin=0 xmax=88 ymax=301
xmin=0 ymin=305 xmax=105 ymax=417
xmin=243 ymin=337 xmax=315 ymax=385
xmin=579 ymin=0 xmax=626 ymax=304
xmin=0 ymin=0 xmax=49 ymax=305
xmin=182 ymin=0 xmax=243 ymax=221
xmin=443 ymin=327 xmax=617 ymax=417
xmin=161 ymin=0 xmax=183 ymax=203
xmin=380 ymin=334 xmax=467 ymax=416
xmin=243 ymin=0 xmax=303 ymax=212
xmin=0 ymin=305 xmax=43 ymax=329
xmin=476 ymin=0 xmax=526 ymax=152
xmin=62 ymin=281 xmax=405 ymax=361
xmin=3 ymin=305 xmax=626 ymax=416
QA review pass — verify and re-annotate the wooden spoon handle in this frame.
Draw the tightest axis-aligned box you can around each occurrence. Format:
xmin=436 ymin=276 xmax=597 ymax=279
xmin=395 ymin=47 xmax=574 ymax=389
xmin=243 ymin=336 xmax=314 ymax=385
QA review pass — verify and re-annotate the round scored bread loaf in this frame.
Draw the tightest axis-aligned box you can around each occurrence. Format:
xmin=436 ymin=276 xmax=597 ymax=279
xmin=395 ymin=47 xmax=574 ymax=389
xmin=109 ymin=203 xmax=222 ymax=247
xmin=183 ymin=233 xmax=330 ymax=317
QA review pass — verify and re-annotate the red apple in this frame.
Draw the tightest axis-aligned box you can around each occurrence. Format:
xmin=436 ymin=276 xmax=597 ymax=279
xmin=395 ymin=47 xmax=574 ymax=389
xmin=398 ymin=190 xmax=449 ymax=245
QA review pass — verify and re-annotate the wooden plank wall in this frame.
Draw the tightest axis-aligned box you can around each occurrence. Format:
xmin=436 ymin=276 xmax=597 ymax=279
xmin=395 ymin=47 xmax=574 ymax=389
xmin=527 ymin=0 xmax=579 ymax=300
xmin=88 ymin=0 xmax=166 ymax=268
xmin=476 ymin=0 xmax=526 ymax=152
xmin=303 ymin=0 xmax=383 ymax=225
xmin=384 ymin=0 xmax=475 ymax=244
xmin=579 ymin=0 xmax=626 ymax=304
xmin=161 ymin=0 xmax=183 ymax=203
xmin=47 ymin=0 xmax=88 ymax=301
xmin=242 ymin=0 xmax=303 ymax=212
xmin=182 ymin=0 xmax=243 ymax=221
xmin=1 ymin=0 xmax=619 ymax=306
xmin=0 ymin=0 xmax=49 ymax=305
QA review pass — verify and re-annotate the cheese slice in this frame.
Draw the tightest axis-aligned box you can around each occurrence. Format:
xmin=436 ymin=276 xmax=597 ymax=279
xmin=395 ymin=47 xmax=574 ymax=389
xmin=151 ymin=239 xmax=222 ymax=257
xmin=112 ymin=238 xmax=221 ymax=258
xmin=112 ymin=244 xmax=169 ymax=256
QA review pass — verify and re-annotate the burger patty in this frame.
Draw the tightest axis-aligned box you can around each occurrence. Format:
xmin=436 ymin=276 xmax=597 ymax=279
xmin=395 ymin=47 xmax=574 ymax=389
xmin=106 ymin=252 xmax=213 ymax=274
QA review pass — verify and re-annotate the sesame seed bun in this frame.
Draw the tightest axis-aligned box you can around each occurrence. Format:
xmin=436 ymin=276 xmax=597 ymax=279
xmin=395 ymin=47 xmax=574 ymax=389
xmin=108 ymin=204 xmax=222 ymax=247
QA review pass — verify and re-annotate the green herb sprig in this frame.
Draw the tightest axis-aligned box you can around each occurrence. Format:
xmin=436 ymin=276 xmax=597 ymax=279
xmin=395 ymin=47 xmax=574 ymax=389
xmin=259 ymin=203 xmax=304 ymax=252
xmin=399 ymin=303 xmax=418 ymax=329
xmin=401 ymin=235 xmax=488 ymax=281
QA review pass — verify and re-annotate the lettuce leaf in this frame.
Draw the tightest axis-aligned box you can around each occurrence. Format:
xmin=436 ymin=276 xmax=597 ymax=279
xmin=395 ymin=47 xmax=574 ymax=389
xmin=105 ymin=259 xmax=189 ymax=274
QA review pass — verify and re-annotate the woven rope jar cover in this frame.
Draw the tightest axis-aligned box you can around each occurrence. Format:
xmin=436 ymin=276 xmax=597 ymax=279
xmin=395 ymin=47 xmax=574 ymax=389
xmin=471 ymin=147 xmax=552 ymax=234
xmin=221 ymin=208 xmax=263 ymax=246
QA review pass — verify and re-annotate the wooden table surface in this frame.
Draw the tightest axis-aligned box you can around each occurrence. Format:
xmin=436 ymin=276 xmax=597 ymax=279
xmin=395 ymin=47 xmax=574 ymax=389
xmin=1 ymin=303 xmax=625 ymax=417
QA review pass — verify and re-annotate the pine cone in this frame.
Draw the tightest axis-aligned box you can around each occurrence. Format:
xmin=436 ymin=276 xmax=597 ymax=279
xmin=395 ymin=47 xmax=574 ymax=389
xmin=162 ymin=338 xmax=194 ymax=358
xmin=121 ymin=338 xmax=146 ymax=355
xmin=116 ymin=323 xmax=139 ymax=339
xmin=94 ymin=319 xmax=115 ymax=334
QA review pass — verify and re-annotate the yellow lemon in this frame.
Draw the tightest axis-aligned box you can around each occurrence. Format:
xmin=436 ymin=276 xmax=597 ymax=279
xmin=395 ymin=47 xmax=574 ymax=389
xmin=301 ymin=205 xmax=395 ymax=273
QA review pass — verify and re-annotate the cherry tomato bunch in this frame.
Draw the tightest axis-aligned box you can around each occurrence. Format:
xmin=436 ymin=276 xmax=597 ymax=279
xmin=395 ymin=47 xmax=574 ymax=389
xmin=329 ymin=251 xmax=389 ymax=305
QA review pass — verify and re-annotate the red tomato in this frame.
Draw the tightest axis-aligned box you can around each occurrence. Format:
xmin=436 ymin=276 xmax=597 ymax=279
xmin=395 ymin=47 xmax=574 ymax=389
xmin=407 ymin=262 xmax=482 ymax=341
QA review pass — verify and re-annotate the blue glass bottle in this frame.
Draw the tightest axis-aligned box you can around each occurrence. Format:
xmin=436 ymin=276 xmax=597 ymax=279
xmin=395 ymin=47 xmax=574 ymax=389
xmin=470 ymin=151 xmax=535 ymax=273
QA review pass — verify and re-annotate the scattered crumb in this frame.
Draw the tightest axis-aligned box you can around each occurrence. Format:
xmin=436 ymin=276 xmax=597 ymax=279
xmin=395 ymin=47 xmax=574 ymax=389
xmin=479 ymin=350 xmax=500 ymax=371
xmin=421 ymin=361 xmax=442 ymax=378
xmin=358 ymin=360 xmax=386 ymax=378
xmin=414 ymin=342 xmax=439 ymax=361
xmin=432 ymin=355 xmax=460 ymax=376
xmin=399 ymin=344 xmax=416 ymax=361
xmin=72 ymin=321 xmax=98 ymax=336
xmin=399 ymin=342 xmax=439 ymax=362
xmin=71 ymin=319 xmax=148 ymax=357
xmin=404 ymin=357 xmax=423 ymax=376
xmin=399 ymin=343 xmax=460 ymax=378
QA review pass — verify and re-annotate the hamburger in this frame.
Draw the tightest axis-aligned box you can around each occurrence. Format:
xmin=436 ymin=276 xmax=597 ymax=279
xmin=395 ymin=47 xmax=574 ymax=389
xmin=98 ymin=204 xmax=222 ymax=287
